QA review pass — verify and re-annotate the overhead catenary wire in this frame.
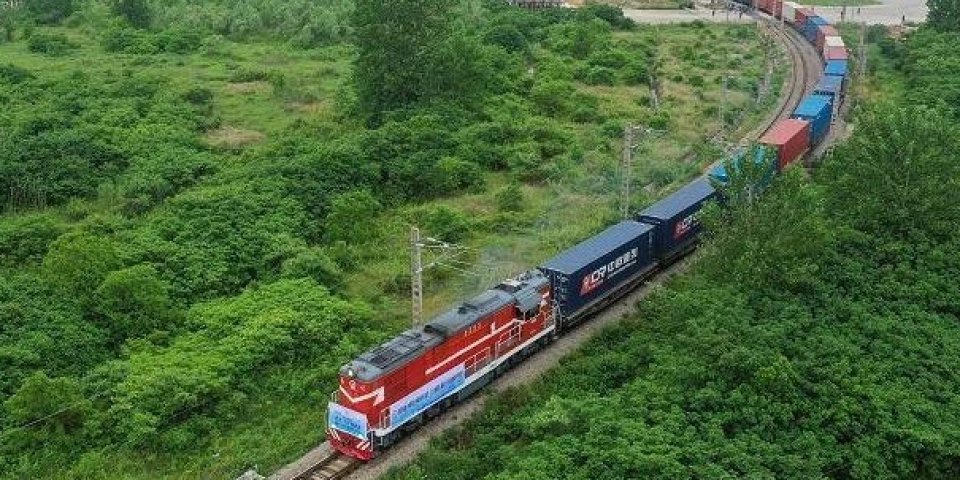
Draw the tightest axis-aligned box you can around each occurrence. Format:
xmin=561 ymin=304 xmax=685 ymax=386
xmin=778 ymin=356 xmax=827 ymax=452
xmin=0 ymin=390 xmax=106 ymax=439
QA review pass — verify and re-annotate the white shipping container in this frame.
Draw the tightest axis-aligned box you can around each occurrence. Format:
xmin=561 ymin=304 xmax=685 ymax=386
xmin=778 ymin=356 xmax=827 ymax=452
xmin=823 ymin=36 xmax=845 ymax=57
xmin=825 ymin=36 xmax=845 ymax=48
xmin=782 ymin=1 xmax=799 ymax=23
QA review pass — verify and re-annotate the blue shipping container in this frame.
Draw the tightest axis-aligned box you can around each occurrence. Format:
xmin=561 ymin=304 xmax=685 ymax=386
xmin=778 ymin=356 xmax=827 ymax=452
xmin=808 ymin=16 xmax=829 ymax=25
xmin=709 ymin=164 xmax=729 ymax=184
xmin=708 ymin=146 xmax=777 ymax=185
xmin=803 ymin=23 xmax=819 ymax=43
xmin=813 ymin=75 xmax=843 ymax=100
xmin=825 ymin=59 xmax=848 ymax=77
xmin=540 ymin=221 xmax=655 ymax=319
xmin=637 ymin=177 xmax=717 ymax=260
xmin=791 ymin=94 xmax=833 ymax=146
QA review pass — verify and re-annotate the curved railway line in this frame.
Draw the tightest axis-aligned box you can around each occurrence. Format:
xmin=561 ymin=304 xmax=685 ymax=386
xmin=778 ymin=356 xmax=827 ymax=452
xmin=270 ymin=16 xmax=826 ymax=480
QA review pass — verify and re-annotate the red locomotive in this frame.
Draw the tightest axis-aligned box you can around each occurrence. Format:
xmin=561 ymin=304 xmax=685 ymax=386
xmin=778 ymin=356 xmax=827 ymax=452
xmin=327 ymin=271 xmax=556 ymax=460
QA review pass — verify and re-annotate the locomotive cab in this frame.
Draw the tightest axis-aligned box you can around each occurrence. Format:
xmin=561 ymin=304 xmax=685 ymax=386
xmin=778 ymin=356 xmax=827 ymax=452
xmin=327 ymin=365 xmax=381 ymax=460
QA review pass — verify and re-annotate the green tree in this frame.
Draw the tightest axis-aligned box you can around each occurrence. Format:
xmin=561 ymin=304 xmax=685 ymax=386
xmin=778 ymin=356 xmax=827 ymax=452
xmin=352 ymin=0 xmax=489 ymax=124
xmin=26 ymin=0 xmax=76 ymax=24
xmin=281 ymin=247 xmax=343 ymax=290
xmin=819 ymin=102 xmax=960 ymax=240
xmin=42 ymin=232 xmax=123 ymax=305
xmin=711 ymin=143 xmax=777 ymax=209
xmin=324 ymin=190 xmax=382 ymax=244
xmin=112 ymin=0 xmax=152 ymax=29
xmin=4 ymin=372 xmax=89 ymax=443
xmin=94 ymin=264 xmax=180 ymax=344
xmin=928 ymin=0 xmax=960 ymax=32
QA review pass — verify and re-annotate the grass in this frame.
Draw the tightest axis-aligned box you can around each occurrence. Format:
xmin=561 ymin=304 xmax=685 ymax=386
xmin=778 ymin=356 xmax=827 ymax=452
xmin=0 ymin=21 xmax=784 ymax=479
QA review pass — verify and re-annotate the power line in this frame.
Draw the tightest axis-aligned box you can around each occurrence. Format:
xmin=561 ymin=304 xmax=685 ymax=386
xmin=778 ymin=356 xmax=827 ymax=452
xmin=0 ymin=391 xmax=105 ymax=439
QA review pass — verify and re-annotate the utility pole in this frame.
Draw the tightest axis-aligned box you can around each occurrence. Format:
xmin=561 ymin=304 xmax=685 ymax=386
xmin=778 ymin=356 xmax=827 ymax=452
xmin=619 ymin=125 xmax=665 ymax=219
xmin=720 ymin=74 xmax=729 ymax=129
xmin=410 ymin=226 xmax=423 ymax=326
xmin=649 ymin=72 xmax=660 ymax=110
xmin=408 ymin=227 xmax=474 ymax=326
xmin=620 ymin=125 xmax=637 ymax=220
xmin=856 ymin=20 xmax=866 ymax=111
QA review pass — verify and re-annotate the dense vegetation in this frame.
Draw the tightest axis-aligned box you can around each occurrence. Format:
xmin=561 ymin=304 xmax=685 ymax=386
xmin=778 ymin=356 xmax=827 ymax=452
xmin=385 ymin=21 xmax=960 ymax=480
xmin=0 ymin=0 xmax=778 ymax=477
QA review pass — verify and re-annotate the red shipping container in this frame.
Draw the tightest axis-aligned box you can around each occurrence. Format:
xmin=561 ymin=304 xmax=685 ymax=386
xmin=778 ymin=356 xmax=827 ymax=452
xmin=816 ymin=25 xmax=839 ymax=52
xmin=826 ymin=47 xmax=849 ymax=61
xmin=758 ymin=0 xmax=772 ymax=14
xmin=795 ymin=7 xmax=814 ymax=28
xmin=760 ymin=119 xmax=811 ymax=170
xmin=771 ymin=0 xmax=783 ymax=18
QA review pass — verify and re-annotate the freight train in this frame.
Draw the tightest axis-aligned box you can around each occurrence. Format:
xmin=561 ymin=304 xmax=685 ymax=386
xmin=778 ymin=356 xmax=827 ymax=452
xmin=712 ymin=0 xmax=849 ymax=181
xmin=327 ymin=4 xmax=849 ymax=461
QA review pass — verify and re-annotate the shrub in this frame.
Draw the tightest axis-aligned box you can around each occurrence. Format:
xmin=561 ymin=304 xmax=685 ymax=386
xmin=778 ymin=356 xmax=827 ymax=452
xmin=0 ymin=213 xmax=67 ymax=267
xmin=4 ymin=372 xmax=90 ymax=446
xmin=496 ymin=182 xmax=524 ymax=212
xmin=432 ymin=157 xmax=485 ymax=194
xmin=0 ymin=64 xmax=34 ymax=84
xmin=182 ymin=87 xmax=213 ymax=106
xmin=93 ymin=264 xmax=180 ymax=344
xmin=281 ymin=247 xmax=343 ymax=290
xmin=531 ymin=79 xmax=575 ymax=117
xmin=587 ymin=49 xmax=628 ymax=69
xmin=647 ymin=110 xmax=671 ymax=130
xmin=581 ymin=5 xmax=634 ymax=30
xmin=485 ymin=23 xmax=528 ymax=53
xmin=112 ymin=0 xmax=151 ymax=28
xmin=27 ymin=0 xmax=77 ymax=24
xmin=601 ymin=119 xmax=624 ymax=139
xmin=101 ymin=24 xmax=157 ymax=53
xmin=621 ymin=59 xmax=650 ymax=86
xmin=324 ymin=190 xmax=382 ymax=244
xmin=583 ymin=66 xmax=615 ymax=86
xmin=229 ymin=68 xmax=271 ymax=83
xmin=416 ymin=205 xmax=472 ymax=243
xmin=154 ymin=28 xmax=205 ymax=54
xmin=27 ymin=33 xmax=78 ymax=56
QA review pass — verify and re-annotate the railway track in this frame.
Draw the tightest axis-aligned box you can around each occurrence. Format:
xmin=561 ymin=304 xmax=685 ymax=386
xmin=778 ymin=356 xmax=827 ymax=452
xmin=272 ymin=18 xmax=823 ymax=480
xmin=292 ymin=451 xmax=360 ymax=480
xmin=759 ymin=18 xmax=814 ymax=137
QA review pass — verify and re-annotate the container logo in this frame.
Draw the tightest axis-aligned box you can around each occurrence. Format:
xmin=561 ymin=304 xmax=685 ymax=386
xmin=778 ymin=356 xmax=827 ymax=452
xmin=580 ymin=248 xmax=640 ymax=295
xmin=673 ymin=213 xmax=698 ymax=239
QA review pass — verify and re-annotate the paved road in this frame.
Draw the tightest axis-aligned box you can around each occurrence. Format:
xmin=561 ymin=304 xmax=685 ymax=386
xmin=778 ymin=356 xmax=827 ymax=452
xmin=807 ymin=0 xmax=927 ymax=26
xmin=621 ymin=0 xmax=927 ymax=25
